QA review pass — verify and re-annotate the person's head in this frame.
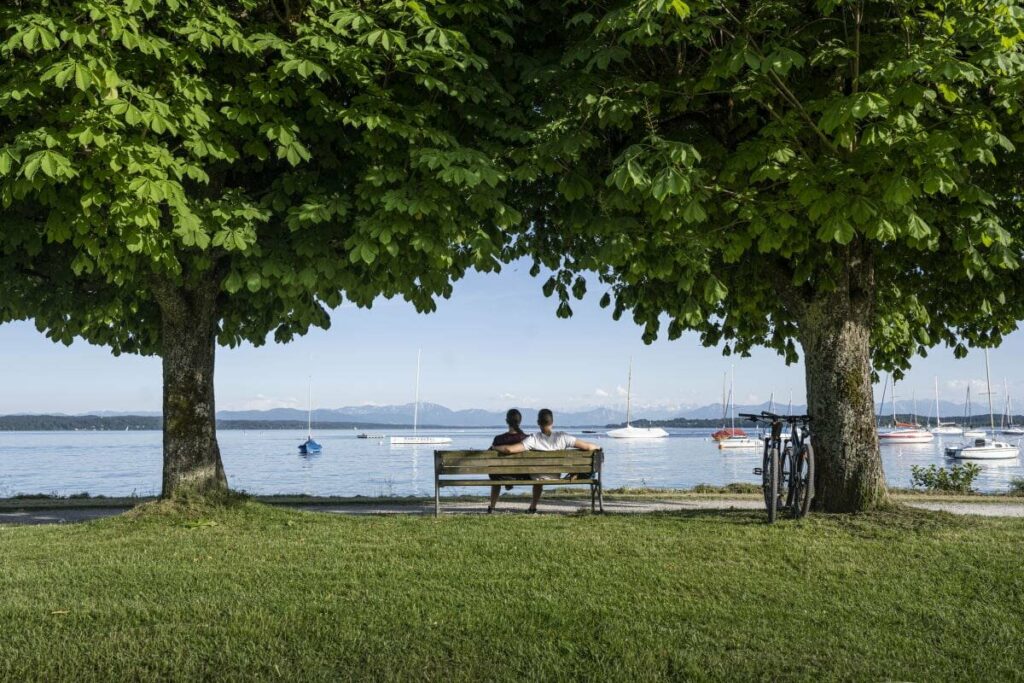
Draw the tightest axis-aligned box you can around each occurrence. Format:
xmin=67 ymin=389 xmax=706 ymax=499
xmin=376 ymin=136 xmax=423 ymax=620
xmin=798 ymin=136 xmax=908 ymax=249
xmin=537 ymin=409 xmax=554 ymax=434
xmin=505 ymin=408 xmax=524 ymax=434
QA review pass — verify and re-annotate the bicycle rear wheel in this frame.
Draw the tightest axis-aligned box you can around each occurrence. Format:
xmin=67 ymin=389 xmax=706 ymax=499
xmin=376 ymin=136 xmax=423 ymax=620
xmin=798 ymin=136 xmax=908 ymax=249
xmin=791 ymin=443 xmax=815 ymax=518
xmin=762 ymin=447 xmax=779 ymax=523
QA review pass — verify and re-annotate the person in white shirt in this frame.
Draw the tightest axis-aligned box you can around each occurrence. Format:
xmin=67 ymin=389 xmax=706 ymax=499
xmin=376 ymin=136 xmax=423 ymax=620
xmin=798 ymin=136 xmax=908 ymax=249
xmin=492 ymin=408 xmax=598 ymax=513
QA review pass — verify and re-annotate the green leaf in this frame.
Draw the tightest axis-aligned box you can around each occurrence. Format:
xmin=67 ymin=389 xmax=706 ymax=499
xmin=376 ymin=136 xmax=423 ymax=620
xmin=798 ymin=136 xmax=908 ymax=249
xmin=703 ymin=276 xmax=728 ymax=304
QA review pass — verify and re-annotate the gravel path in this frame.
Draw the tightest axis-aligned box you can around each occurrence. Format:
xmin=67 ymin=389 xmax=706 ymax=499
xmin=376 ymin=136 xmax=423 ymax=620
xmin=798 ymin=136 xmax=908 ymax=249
xmin=4 ymin=498 xmax=1024 ymax=525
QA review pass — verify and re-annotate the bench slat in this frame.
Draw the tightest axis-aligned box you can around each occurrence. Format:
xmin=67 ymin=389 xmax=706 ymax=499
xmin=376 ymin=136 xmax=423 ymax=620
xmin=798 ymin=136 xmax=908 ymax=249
xmin=440 ymin=464 xmax=594 ymax=475
xmin=439 ymin=456 xmax=596 ymax=467
xmin=437 ymin=450 xmax=598 ymax=459
xmin=438 ymin=478 xmax=598 ymax=487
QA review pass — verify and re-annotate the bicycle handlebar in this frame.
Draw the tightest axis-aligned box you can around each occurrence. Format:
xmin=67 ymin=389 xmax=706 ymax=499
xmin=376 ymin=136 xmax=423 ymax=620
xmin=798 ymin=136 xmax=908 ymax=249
xmin=737 ymin=412 xmax=812 ymax=424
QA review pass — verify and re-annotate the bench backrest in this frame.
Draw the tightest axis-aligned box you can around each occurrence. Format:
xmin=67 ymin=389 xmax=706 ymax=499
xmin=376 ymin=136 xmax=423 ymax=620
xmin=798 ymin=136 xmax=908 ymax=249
xmin=434 ymin=449 xmax=603 ymax=477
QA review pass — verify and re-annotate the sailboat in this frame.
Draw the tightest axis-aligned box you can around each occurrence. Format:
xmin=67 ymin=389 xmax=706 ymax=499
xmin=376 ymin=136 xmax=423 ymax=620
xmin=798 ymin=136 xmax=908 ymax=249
xmin=1000 ymin=380 xmax=1024 ymax=436
xmin=298 ymin=377 xmax=322 ymax=454
xmin=711 ymin=370 xmax=748 ymax=441
xmin=878 ymin=376 xmax=933 ymax=444
xmin=946 ymin=350 xmax=1019 ymax=459
xmin=930 ymin=376 xmax=962 ymax=435
xmin=962 ymin=385 xmax=986 ymax=438
xmin=390 ymin=350 xmax=452 ymax=445
xmin=718 ymin=366 xmax=757 ymax=449
xmin=606 ymin=358 xmax=668 ymax=438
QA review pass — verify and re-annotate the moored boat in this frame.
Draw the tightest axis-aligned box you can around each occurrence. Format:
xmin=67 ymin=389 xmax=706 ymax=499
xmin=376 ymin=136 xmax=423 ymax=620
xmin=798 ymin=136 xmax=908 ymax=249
xmin=715 ymin=366 xmax=756 ymax=449
xmin=929 ymin=377 xmax=962 ymax=435
xmin=298 ymin=377 xmax=322 ymax=454
xmin=878 ymin=427 xmax=934 ymax=444
xmin=607 ymin=358 xmax=668 ymax=439
xmin=945 ymin=350 xmax=1020 ymax=460
xmin=607 ymin=425 xmax=669 ymax=439
xmin=718 ymin=435 xmax=759 ymax=449
xmin=390 ymin=350 xmax=452 ymax=446
xmin=946 ymin=436 xmax=1019 ymax=460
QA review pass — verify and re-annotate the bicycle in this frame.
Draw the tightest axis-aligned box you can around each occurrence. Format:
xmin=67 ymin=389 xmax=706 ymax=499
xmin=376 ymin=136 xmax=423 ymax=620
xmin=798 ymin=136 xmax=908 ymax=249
xmin=738 ymin=411 xmax=815 ymax=523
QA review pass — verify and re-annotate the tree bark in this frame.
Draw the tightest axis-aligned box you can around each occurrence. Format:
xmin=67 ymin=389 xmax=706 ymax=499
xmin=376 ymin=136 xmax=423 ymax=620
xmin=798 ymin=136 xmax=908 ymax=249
xmin=798 ymin=249 xmax=887 ymax=512
xmin=154 ymin=278 xmax=228 ymax=498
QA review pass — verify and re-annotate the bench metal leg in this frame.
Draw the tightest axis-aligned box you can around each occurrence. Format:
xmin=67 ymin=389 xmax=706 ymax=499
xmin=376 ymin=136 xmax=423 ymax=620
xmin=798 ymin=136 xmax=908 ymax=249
xmin=597 ymin=481 xmax=604 ymax=513
xmin=434 ymin=475 xmax=440 ymax=517
xmin=591 ymin=484 xmax=596 ymax=513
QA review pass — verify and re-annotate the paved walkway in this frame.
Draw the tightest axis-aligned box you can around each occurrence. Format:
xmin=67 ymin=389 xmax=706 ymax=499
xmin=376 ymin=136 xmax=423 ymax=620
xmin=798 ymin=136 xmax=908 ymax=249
xmin=3 ymin=498 xmax=1024 ymax=525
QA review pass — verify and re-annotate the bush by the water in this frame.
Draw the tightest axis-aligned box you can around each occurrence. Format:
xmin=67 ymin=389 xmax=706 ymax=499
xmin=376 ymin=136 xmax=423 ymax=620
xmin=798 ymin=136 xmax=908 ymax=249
xmin=1010 ymin=477 xmax=1024 ymax=496
xmin=910 ymin=463 xmax=982 ymax=493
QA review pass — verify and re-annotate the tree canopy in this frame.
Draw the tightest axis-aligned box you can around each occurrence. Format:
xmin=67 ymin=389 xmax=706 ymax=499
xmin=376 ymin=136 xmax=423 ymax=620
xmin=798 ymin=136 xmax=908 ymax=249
xmin=0 ymin=0 xmax=522 ymax=352
xmin=516 ymin=0 xmax=1024 ymax=369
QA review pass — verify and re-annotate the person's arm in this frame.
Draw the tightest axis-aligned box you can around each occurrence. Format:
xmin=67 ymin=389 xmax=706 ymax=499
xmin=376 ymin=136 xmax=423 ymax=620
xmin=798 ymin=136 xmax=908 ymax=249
xmin=573 ymin=438 xmax=599 ymax=451
xmin=492 ymin=442 xmax=527 ymax=454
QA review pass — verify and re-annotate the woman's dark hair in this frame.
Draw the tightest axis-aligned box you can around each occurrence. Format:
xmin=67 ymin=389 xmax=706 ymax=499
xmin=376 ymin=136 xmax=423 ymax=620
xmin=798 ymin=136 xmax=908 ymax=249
xmin=506 ymin=409 xmax=524 ymax=434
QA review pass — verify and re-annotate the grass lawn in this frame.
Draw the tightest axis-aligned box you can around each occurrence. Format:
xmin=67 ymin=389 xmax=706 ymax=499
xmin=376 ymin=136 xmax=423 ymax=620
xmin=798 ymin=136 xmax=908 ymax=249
xmin=1 ymin=502 xmax=1022 ymax=681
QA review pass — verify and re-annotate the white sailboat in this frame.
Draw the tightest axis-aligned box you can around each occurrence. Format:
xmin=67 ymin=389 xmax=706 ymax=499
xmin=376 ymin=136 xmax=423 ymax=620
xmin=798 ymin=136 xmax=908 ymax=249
xmin=390 ymin=350 xmax=452 ymax=446
xmin=718 ymin=366 xmax=757 ymax=450
xmin=607 ymin=358 xmax=668 ymax=439
xmin=1000 ymin=380 xmax=1024 ymax=436
xmin=930 ymin=376 xmax=963 ymax=435
xmin=298 ymin=376 xmax=322 ymax=454
xmin=946 ymin=350 xmax=1019 ymax=460
xmin=878 ymin=376 xmax=933 ymax=444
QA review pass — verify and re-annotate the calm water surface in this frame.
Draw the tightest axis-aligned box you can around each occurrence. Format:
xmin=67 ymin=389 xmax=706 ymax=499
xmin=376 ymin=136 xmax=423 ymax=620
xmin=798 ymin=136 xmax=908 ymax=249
xmin=1 ymin=428 xmax=1021 ymax=497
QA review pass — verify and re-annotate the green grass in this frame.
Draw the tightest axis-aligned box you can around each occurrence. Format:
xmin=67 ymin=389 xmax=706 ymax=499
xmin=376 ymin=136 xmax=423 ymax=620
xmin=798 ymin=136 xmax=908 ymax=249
xmin=2 ymin=502 xmax=1023 ymax=681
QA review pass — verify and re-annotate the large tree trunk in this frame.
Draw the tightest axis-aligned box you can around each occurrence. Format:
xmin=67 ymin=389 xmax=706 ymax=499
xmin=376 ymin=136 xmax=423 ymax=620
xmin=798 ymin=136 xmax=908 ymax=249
xmin=797 ymin=249 xmax=887 ymax=512
xmin=154 ymin=279 xmax=228 ymax=498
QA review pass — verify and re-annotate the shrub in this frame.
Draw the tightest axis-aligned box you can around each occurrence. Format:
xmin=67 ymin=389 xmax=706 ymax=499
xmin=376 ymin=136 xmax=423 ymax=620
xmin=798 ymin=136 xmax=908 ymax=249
xmin=910 ymin=464 xmax=982 ymax=493
xmin=1009 ymin=478 xmax=1024 ymax=497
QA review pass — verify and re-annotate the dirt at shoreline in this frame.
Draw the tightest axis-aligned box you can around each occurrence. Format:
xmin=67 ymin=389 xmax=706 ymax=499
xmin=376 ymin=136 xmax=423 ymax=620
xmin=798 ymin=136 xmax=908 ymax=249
xmin=3 ymin=497 xmax=1024 ymax=525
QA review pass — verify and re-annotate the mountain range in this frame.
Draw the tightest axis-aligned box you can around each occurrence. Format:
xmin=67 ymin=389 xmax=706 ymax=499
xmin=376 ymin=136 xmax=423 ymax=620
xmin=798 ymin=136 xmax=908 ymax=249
xmin=5 ymin=399 xmax=985 ymax=428
xmin=215 ymin=400 xmax=816 ymax=427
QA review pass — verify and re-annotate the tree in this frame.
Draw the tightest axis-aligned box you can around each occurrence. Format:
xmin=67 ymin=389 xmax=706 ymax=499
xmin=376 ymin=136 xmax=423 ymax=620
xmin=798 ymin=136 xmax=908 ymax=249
xmin=512 ymin=0 xmax=1024 ymax=511
xmin=0 ymin=0 xmax=522 ymax=497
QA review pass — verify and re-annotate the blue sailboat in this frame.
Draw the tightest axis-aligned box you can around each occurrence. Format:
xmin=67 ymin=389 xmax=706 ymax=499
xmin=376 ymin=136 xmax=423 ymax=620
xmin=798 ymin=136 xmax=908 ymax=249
xmin=298 ymin=377 xmax=322 ymax=455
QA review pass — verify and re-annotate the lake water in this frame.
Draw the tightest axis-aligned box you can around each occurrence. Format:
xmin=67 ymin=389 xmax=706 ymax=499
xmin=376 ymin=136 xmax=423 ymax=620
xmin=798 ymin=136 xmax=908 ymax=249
xmin=1 ymin=428 xmax=1021 ymax=498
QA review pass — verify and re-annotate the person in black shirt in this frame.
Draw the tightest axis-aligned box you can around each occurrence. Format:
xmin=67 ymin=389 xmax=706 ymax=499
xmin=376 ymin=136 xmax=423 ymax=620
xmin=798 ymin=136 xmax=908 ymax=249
xmin=488 ymin=409 xmax=528 ymax=513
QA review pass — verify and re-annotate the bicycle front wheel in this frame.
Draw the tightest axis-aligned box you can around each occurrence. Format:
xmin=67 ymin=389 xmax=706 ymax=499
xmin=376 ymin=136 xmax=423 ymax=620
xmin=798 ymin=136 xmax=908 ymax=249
xmin=792 ymin=443 xmax=815 ymax=518
xmin=762 ymin=447 xmax=779 ymax=524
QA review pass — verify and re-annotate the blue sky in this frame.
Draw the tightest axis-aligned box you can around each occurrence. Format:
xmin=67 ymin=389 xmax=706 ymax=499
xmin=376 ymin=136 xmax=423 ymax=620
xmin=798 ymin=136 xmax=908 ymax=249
xmin=1 ymin=262 xmax=1022 ymax=415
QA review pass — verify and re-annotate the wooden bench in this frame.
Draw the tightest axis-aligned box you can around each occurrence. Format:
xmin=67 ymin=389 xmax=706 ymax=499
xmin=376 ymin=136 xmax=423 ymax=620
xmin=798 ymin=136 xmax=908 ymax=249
xmin=433 ymin=449 xmax=604 ymax=515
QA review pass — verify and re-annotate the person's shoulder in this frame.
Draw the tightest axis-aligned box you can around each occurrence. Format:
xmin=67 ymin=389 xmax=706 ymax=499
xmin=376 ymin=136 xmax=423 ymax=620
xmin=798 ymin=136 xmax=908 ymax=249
xmin=492 ymin=432 xmax=528 ymax=446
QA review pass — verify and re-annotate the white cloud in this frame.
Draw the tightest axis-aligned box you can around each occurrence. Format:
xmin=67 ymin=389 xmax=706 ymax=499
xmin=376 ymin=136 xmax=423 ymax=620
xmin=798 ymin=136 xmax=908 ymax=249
xmin=499 ymin=392 xmax=516 ymax=400
xmin=615 ymin=385 xmax=628 ymax=397
xmin=594 ymin=388 xmax=610 ymax=398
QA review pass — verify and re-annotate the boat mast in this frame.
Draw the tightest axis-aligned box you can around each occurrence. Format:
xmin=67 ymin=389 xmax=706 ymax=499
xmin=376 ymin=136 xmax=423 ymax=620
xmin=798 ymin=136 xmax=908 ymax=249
xmin=891 ymin=376 xmax=897 ymax=427
xmin=787 ymin=390 xmax=793 ymax=416
xmin=721 ymin=372 xmax=727 ymax=429
xmin=912 ymin=390 xmax=917 ymax=426
xmin=768 ymin=391 xmax=775 ymax=415
xmin=934 ymin=377 xmax=941 ymax=428
xmin=1002 ymin=378 xmax=1009 ymax=431
xmin=877 ymin=375 xmax=889 ymax=429
xmin=730 ymin=364 xmax=736 ymax=431
xmin=413 ymin=349 xmax=421 ymax=436
xmin=985 ymin=349 xmax=995 ymax=434
xmin=965 ymin=385 xmax=972 ymax=429
xmin=625 ymin=356 xmax=633 ymax=427
xmin=306 ymin=375 xmax=312 ymax=439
